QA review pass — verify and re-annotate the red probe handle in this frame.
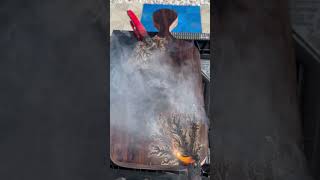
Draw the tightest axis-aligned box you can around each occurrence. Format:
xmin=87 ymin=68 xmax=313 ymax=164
xmin=130 ymin=20 xmax=141 ymax=40
xmin=127 ymin=10 xmax=148 ymax=40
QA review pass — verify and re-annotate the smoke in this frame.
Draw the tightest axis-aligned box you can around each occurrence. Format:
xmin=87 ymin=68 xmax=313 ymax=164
xmin=110 ymin=32 xmax=207 ymax=139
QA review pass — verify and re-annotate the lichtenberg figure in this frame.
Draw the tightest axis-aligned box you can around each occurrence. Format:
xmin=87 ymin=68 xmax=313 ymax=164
xmin=149 ymin=113 xmax=203 ymax=166
xmin=127 ymin=9 xmax=178 ymax=69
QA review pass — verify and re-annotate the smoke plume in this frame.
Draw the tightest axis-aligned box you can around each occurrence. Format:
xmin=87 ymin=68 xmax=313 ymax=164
xmin=110 ymin=32 xmax=207 ymax=142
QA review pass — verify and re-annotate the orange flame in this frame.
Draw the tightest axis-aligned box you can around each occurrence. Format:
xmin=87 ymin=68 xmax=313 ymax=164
xmin=172 ymin=148 xmax=195 ymax=165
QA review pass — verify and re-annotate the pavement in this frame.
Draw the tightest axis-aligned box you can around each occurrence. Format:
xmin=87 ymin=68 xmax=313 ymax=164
xmin=110 ymin=1 xmax=210 ymax=35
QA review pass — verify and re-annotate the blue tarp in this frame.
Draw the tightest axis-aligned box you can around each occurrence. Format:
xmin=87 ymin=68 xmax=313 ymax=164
xmin=141 ymin=4 xmax=202 ymax=33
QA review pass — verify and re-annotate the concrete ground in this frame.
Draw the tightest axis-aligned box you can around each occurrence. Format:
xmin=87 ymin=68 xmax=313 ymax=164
xmin=110 ymin=1 xmax=210 ymax=35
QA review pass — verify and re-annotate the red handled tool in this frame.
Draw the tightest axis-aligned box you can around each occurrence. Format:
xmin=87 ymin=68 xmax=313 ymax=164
xmin=127 ymin=9 xmax=153 ymax=44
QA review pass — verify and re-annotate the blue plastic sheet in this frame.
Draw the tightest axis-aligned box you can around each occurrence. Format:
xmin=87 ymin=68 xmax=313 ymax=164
xmin=141 ymin=4 xmax=202 ymax=33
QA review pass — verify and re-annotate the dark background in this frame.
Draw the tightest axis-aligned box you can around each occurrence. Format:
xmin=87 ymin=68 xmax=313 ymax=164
xmin=0 ymin=0 xmax=114 ymax=179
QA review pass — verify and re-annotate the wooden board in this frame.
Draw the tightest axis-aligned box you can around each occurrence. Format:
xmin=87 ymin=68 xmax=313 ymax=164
xmin=110 ymin=9 xmax=209 ymax=171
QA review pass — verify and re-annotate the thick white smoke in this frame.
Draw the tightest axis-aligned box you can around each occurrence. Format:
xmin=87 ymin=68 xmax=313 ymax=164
xmin=110 ymin=32 xmax=207 ymax=139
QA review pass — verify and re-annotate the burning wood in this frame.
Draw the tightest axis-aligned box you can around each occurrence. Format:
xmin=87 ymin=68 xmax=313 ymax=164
xmin=172 ymin=148 xmax=196 ymax=165
xmin=128 ymin=35 xmax=168 ymax=69
xmin=149 ymin=112 xmax=204 ymax=167
xmin=111 ymin=9 xmax=208 ymax=172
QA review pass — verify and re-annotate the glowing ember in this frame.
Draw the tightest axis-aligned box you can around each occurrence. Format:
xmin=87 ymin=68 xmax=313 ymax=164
xmin=149 ymin=113 xmax=205 ymax=166
xmin=172 ymin=148 xmax=195 ymax=166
